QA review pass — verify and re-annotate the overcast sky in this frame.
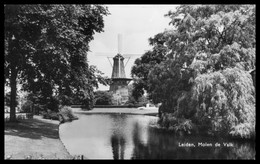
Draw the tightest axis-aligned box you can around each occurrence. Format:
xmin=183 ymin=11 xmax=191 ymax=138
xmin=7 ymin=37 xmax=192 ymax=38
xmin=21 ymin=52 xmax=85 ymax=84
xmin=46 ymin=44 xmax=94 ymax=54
xmin=88 ymin=5 xmax=178 ymax=90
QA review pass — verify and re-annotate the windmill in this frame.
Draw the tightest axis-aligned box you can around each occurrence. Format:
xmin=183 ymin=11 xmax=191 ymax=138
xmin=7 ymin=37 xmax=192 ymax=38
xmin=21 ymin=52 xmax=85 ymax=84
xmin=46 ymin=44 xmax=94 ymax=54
xmin=95 ymin=34 xmax=141 ymax=105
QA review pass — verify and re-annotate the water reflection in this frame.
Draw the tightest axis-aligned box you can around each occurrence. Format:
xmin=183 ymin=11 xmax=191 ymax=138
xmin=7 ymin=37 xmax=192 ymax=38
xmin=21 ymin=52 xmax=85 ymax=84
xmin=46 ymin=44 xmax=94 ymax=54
xmin=131 ymin=123 xmax=255 ymax=159
xmin=111 ymin=133 xmax=126 ymax=159
xmin=59 ymin=114 xmax=255 ymax=159
xmin=109 ymin=114 xmax=126 ymax=160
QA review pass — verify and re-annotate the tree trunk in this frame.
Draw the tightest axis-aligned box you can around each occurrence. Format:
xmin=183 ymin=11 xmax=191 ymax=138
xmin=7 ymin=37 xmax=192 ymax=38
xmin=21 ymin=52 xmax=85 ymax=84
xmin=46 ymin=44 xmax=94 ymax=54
xmin=9 ymin=65 xmax=18 ymax=122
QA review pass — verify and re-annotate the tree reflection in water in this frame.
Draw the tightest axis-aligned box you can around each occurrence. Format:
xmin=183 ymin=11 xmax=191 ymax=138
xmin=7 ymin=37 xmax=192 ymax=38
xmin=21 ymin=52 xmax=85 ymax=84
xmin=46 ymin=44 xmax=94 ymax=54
xmin=60 ymin=114 xmax=255 ymax=159
xmin=130 ymin=121 xmax=255 ymax=159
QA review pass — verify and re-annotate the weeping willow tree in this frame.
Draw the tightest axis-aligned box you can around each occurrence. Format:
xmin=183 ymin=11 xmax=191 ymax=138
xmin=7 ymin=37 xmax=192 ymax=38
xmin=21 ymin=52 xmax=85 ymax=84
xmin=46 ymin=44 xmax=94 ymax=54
xmin=143 ymin=5 xmax=255 ymax=138
xmin=190 ymin=68 xmax=255 ymax=138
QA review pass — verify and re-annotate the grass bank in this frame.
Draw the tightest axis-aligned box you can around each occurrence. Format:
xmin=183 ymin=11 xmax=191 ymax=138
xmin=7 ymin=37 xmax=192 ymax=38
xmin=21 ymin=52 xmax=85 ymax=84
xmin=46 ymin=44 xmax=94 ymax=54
xmin=4 ymin=115 xmax=73 ymax=159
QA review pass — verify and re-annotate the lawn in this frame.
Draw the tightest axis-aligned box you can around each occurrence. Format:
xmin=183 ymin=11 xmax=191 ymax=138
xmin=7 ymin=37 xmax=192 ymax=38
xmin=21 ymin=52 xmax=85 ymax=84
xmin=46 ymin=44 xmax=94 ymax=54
xmin=4 ymin=115 xmax=72 ymax=159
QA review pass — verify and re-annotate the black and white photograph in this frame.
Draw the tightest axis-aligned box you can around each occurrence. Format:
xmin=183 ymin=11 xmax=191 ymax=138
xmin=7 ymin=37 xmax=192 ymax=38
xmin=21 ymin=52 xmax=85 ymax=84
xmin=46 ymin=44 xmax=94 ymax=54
xmin=4 ymin=4 xmax=255 ymax=160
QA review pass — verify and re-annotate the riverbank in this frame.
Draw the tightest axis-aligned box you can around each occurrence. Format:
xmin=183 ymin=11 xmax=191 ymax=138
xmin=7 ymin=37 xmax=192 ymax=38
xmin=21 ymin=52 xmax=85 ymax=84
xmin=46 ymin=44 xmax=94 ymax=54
xmin=71 ymin=107 xmax=159 ymax=116
xmin=4 ymin=115 xmax=72 ymax=159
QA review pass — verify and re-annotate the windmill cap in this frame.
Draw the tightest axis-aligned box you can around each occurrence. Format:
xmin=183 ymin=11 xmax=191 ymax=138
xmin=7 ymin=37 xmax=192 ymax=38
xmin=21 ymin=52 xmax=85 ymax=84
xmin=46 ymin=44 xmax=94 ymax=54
xmin=113 ymin=54 xmax=124 ymax=59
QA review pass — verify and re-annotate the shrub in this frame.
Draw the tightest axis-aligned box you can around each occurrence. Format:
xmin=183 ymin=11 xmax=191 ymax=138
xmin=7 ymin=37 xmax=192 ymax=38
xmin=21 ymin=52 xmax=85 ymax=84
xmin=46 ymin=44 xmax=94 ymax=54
xmin=41 ymin=109 xmax=59 ymax=120
xmin=58 ymin=106 xmax=78 ymax=123
xmin=94 ymin=91 xmax=113 ymax=105
xmin=49 ymin=112 xmax=59 ymax=120
xmin=21 ymin=100 xmax=33 ymax=113
xmin=42 ymin=111 xmax=50 ymax=119
xmin=158 ymin=113 xmax=195 ymax=135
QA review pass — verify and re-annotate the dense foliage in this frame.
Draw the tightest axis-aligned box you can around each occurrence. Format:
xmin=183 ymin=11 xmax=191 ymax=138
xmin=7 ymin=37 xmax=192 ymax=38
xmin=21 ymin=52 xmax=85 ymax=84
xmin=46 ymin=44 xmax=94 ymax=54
xmin=94 ymin=91 xmax=113 ymax=105
xmin=5 ymin=5 xmax=109 ymax=121
xmin=132 ymin=5 xmax=255 ymax=138
xmin=125 ymin=83 xmax=149 ymax=107
xmin=131 ymin=33 xmax=167 ymax=100
xmin=58 ymin=106 xmax=78 ymax=123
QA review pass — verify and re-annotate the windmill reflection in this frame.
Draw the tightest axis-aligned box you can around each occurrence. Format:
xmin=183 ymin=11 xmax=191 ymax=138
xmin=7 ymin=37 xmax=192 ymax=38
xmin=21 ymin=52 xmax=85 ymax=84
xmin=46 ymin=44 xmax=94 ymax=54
xmin=111 ymin=132 xmax=126 ymax=160
xmin=110 ymin=114 xmax=127 ymax=160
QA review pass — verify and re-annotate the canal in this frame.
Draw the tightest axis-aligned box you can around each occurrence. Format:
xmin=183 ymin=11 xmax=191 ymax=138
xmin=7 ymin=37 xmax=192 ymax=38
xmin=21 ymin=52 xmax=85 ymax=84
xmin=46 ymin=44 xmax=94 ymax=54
xmin=59 ymin=113 xmax=255 ymax=159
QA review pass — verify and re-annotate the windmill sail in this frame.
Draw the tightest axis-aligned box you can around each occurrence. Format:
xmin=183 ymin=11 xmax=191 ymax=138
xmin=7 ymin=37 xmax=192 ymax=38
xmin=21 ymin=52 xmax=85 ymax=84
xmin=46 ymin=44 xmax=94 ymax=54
xmin=118 ymin=34 xmax=123 ymax=54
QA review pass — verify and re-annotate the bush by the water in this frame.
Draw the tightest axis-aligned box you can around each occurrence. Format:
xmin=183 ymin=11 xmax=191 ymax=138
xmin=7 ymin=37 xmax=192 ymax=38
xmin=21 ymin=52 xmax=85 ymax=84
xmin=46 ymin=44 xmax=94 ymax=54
xmin=58 ymin=106 xmax=78 ymax=123
xmin=40 ymin=107 xmax=78 ymax=123
xmin=158 ymin=113 xmax=196 ymax=135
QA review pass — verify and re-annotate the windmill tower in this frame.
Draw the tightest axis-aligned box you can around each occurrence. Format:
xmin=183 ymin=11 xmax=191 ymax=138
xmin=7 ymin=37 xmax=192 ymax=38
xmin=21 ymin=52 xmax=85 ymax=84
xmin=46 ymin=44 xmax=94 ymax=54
xmin=96 ymin=34 xmax=140 ymax=105
xmin=109 ymin=34 xmax=132 ymax=105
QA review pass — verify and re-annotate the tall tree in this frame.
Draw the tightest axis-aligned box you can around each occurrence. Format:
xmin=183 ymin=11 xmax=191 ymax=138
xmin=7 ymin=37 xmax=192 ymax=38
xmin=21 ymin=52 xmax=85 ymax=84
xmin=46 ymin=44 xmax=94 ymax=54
xmin=5 ymin=5 xmax=109 ymax=122
xmin=131 ymin=32 xmax=167 ymax=100
xmin=135 ymin=5 xmax=255 ymax=138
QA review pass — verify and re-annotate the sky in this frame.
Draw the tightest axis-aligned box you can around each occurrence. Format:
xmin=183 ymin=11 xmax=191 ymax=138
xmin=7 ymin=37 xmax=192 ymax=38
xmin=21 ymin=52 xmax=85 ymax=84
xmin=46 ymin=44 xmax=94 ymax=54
xmin=88 ymin=5 xmax=179 ymax=90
